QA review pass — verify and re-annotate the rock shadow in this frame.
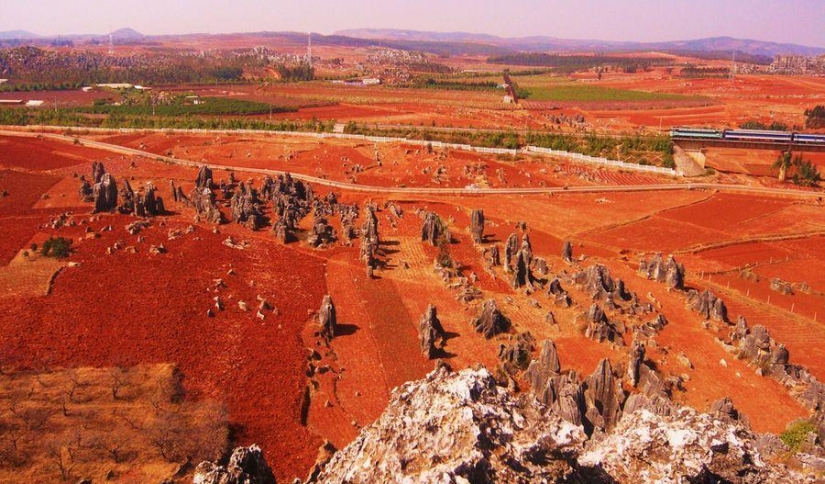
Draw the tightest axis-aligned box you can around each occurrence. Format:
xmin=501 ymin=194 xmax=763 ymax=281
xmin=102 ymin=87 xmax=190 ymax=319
xmin=336 ymin=323 xmax=359 ymax=337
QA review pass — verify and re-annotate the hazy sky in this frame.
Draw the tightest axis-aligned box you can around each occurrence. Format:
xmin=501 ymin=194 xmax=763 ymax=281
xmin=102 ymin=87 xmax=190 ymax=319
xmin=3 ymin=0 xmax=824 ymax=47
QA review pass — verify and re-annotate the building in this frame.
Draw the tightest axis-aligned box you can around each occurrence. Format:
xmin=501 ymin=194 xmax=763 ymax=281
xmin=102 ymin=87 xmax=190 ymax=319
xmin=770 ymin=54 xmax=825 ymax=75
xmin=95 ymin=83 xmax=134 ymax=89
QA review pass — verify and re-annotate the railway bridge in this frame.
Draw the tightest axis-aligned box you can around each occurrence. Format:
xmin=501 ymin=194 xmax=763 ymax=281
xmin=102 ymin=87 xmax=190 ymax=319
xmin=673 ymin=138 xmax=825 ymax=153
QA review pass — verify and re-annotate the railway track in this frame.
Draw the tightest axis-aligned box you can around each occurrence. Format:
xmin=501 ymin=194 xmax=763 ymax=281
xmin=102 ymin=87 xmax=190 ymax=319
xmin=2 ymin=129 xmax=822 ymax=200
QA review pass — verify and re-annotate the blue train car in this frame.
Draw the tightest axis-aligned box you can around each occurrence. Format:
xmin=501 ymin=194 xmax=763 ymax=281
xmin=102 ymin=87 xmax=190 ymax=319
xmin=723 ymin=129 xmax=793 ymax=142
xmin=793 ymin=133 xmax=825 ymax=144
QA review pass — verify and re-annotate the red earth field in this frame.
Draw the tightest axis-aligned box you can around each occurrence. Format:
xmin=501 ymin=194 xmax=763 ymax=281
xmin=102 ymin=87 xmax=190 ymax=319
xmin=0 ymin=127 xmax=823 ymax=482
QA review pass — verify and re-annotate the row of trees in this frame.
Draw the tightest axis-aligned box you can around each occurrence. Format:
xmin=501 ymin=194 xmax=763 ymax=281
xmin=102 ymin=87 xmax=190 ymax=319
xmin=487 ymin=53 xmax=670 ymax=73
xmin=0 ymin=106 xmax=335 ymax=133
xmin=739 ymin=119 xmax=791 ymax=131
xmin=343 ymin=122 xmax=674 ymax=167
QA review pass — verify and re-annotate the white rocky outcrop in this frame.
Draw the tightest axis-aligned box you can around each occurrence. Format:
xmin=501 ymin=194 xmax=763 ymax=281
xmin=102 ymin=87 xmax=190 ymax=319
xmin=310 ymin=368 xmax=807 ymax=484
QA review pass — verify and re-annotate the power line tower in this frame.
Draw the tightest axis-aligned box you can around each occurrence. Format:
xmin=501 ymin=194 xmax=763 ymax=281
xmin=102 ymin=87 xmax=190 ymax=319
xmin=730 ymin=50 xmax=736 ymax=82
xmin=108 ymin=33 xmax=114 ymax=55
xmin=306 ymin=33 xmax=312 ymax=67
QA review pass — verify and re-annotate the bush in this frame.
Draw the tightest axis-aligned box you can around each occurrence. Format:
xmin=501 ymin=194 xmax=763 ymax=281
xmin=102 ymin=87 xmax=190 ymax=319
xmin=780 ymin=419 xmax=817 ymax=452
xmin=41 ymin=236 xmax=73 ymax=258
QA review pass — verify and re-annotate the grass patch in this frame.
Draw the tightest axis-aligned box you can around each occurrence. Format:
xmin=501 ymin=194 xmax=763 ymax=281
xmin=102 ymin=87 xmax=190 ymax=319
xmin=81 ymin=97 xmax=293 ymax=117
xmin=525 ymin=85 xmax=692 ymax=102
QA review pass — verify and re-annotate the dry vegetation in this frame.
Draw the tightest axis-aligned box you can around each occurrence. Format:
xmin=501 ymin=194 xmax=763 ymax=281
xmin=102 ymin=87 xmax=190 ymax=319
xmin=0 ymin=363 xmax=227 ymax=483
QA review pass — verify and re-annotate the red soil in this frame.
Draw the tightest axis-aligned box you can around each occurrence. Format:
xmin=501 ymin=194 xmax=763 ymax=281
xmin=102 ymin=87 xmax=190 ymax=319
xmin=0 ymin=135 xmax=113 ymax=171
xmin=0 ymin=215 xmax=327 ymax=482
xmin=0 ymin=170 xmax=62 ymax=217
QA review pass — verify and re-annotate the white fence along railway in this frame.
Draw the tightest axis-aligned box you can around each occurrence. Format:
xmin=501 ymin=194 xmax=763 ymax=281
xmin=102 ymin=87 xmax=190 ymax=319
xmin=6 ymin=124 xmax=682 ymax=177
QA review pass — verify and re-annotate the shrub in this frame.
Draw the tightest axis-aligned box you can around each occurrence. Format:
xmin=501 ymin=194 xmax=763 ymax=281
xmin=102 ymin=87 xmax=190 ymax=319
xmin=780 ymin=419 xmax=817 ymax=452
xmin=40 ymin=236 xmax=73 ymax=258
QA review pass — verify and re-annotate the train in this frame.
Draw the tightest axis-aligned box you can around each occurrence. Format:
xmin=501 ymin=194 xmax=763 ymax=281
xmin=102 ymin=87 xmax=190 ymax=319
xmin=671 ymin=127 xmax=825 ymax=145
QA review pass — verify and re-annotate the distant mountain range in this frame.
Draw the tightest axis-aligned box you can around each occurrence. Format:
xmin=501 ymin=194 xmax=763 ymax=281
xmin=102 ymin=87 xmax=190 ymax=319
xmin=1 ymin=27 xmax=822 ymax=58
xmin=336 ymin=29 xmax=825 ymax=57
xmin=0 ymin=28 xmax=144 ymax=42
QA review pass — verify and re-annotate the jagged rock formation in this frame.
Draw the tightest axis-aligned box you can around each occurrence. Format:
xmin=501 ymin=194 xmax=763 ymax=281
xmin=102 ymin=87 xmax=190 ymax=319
xmin=312 ymin=368 xmax=803 ymax=484
xmin=585 ymin=303 xmax=624 ymax=345
xmin=471 ymin=299 xmax=510 ymax=338
xmin=639 ymin=253 xmax=685 ymax=290
xmin=512 ymin=234 xmax=540 ymax=290
xmin=487 ymin=245 xmax=500 ymax=267
xmin=231 ymin=181 xmax=265 ymax=230
xmin=498 ymin=332 xmax=536 ymax=374
xmin=120 ymin=180 xmax=163 ymax=217
xmin=195 ymin=165 xmax=214 ymax=189
xmin=583 ymin=359 xmax=623 ymax=432
xmin=91 ymin=161 xmax=106 ymax=184
xmin=307 ymin=218 xmax=337 ymax=247
xmin=711 ymin=396 xmax=748 ymax=424
xmin=580 ymin=406 xmax=796 ymax=483
xmin=139 ymin=183 xmax=164 ymax=217
xmin=267 ymin=173 xmax=319 ymax=242
xmin=636 ymin=314 xmax=668 ymax=338
xmin=628 ymin=339 xmax=645 ymax=387
xmin=533 ymin=257 xmax=548 ymax=276
xmin=189 ymin=187 xmax=223 ymax=224
xmin=193 ymin=444 xmax=275 ymax=484
xmin=93 ymin=172 xmax=118 ymax=213
xmin=318 ymin=295 xmax=337 ymax=343
xmin=272 ymin=219 xmax=291 ymax=243
xmin=575 ymin=264 xmax=630 ymax=302
xmin=78 ymin=176 xmax=94 ymax=202
xmin=360 ymin=205 xmax=379 ymax=269
xmin=526 ymin=340 xmax=562 ymax=389
xmin=421 ymin=211 xmax=448 ymax=246
xmin=311 ymin=367 xmax=586 ymax=484
xmin=418 ymin=304 xmax=446 ymax=359
xmin=470 ymin=209 xmax=484 ymax=243
xmin=725 ymin=317 xmax=825 ymax=424
xmin=118 ymin=179 xmax=136 ymax=214
xmin=562 ymin=240 xmax=573 ymax=263
xmin=687 ymin=289 xmax=728 ymax=322
xmin=504 ymin=233 xmax=519 ymax=272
